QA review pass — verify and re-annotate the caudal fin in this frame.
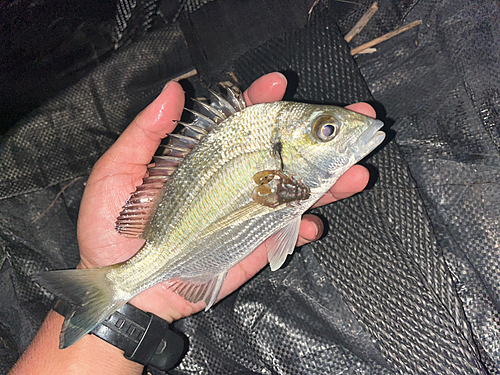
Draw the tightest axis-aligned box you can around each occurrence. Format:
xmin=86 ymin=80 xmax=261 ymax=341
xmin=35 ymin=267 xmax=126 ymax=348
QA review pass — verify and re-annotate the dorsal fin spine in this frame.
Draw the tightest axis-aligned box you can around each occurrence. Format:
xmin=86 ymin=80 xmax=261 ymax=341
xmin=208 ymin=89 xmax=236 ymax=117
xmin=177 ymin=122 xmax=207 ymax=140
xmin=192 ymin=99 xmax=226 ymax=123
xmin=168 ymin=133 xmax=199 ymax=146
xmin=116 ymin=85 xmax=246 ymax=238
xmin=184 ymin=108 xmax=217 ymax=132
xmin=222 ymin=84 xmax=246 ymax=112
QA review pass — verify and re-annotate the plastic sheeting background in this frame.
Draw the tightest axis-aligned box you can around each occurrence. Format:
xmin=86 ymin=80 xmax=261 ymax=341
xmin=0 ymin=20 xmax=195 ymax=372
xmin=354 ymin=1 xmax=500 ymax=372
xmin=0 ymin=0 xmax=499 ymax=374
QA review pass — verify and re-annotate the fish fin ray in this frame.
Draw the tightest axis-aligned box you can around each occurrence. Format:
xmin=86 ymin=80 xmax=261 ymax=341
xmin=35 ymin=268 xmax=125 ymax=348
xmin=159 ymin=133 xmax=199 ymax=158
xmin=193 ymin=99 xmax=226 ymax=124
xmin=153 ymin=155 xmax=183 ymax=168
xmin=184 ymin=108 xmax=217 ymax=132
xmin=220 ymin=83 xmax=246 ymax=112
xmin=208 ymin=89 xmax=236 ymax=117
xmin=117 ymin=86 xmax=246 ymax=238
xmin=167 ymin=272 xmax=227 ymax=310
xmin=196 ymin=85 xmax=244 ymax=119
xmin=116 ymin=184 xmax=163 ymax=238
xmin=267 ymin=217 xmax=301 ymax=271
xmin=61 ymin=298 xmax=125 ymax=349
xmin=116 ymin=156 xmax=183 ymax=238
xmin=177 ymin=121 xmax=207 ymax=140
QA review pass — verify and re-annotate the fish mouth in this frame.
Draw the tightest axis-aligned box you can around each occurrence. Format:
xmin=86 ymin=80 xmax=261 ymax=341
xmin=350 ymin=119 xmax=385 ymax=159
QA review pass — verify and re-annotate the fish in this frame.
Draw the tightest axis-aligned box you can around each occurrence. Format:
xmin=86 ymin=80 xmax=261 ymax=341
xmin=36 ymin=86 xmax=385 ymax=349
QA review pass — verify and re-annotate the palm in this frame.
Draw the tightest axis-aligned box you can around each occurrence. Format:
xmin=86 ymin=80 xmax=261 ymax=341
xmin=76 ymin=73 xmax=376 ymax=322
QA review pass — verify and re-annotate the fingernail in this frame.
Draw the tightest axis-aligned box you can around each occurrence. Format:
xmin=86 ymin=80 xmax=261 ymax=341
xmin=161 ymin=81 xmax=172 ymax=92
xmin=270 ymin=72 xmax=287 ymax=91
xmin=311 ymin=221 xmax=320 ymax=237
xmin=276 ymin=72 xmax=287 ymax=82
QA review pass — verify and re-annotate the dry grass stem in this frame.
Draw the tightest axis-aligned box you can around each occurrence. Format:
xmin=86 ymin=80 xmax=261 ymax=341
xmin=173 ymin=69 xmax=198 ymax=82
xmin=344 ymin=2 xmax=379 ymax=43
xmin=356 ymin=47 xmax=377 ymax=54
xmin=228 ymin=72 xmax=241 ymax=86
xmin=33 ymin=177 xmax=83 ymax=222
xmin=351 ymin=20 xmax=422 ymax=55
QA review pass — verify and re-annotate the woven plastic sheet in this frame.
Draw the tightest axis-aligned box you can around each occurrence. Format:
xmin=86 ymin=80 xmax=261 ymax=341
xmin=0 ymin=24 xmax=193 ymax=200
xmin=354 ymin=0 xmax=500 ymax=372
xmin=0 ymin=24 xmax=193 ymax=373
xmin=0 ymin=0 xmax=498 ymax=374
xmin=165 ymin=4 xmax=485 ymax=374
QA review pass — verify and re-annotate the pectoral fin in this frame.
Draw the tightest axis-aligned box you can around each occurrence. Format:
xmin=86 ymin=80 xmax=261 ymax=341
xmin=266 ymin=216 xmax=301 ymax=271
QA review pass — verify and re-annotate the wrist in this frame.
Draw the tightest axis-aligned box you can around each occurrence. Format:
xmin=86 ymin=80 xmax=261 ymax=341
xmin=52 ymin=298 xmax=186 ymax=371
xmin=11 ymin=310 xmax=143 ymax=375
xmin=51 ymin=310 xmax=145 ymax=374
xmin=129 ymin=294 xmax=176 ymax=324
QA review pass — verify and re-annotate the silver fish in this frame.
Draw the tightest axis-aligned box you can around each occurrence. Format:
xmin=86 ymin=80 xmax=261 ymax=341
xmin=37 ymin=88 xmax=385 ymax=348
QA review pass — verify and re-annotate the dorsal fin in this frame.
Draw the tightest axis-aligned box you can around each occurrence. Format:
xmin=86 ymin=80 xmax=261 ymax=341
xmin=176 ymin=121 xmax=207 ymax=140
xmin=115 ymin=156 xmax=182 ymax=238
xmin=184 ymin=108 xmax=217 ymax=132
xmin=157 ymin=133 xmax=199 ymax=158
xmin=220 ymin=83 xmax=246 ymax=112
xmin=208 ymin=90 xmax=236 ymax=117
xmin=192 ymin=99 xmax=226 ymax=124
xmin=115 ymin=85 xmax=246 ymax=238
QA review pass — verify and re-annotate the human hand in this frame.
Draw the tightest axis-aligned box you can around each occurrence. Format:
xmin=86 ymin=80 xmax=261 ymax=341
xmin=77 ymin=72 xmax=376 ymax=322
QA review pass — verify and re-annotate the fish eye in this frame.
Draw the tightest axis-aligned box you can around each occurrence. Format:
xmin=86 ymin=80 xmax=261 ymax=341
xmin=312 ymin=116 xmax=340 ymax=142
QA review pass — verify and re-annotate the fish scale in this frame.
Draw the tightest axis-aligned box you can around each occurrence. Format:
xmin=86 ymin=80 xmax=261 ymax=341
xmin=36 ymin=91 xmax=385 ymax=349
xmin=106 ymin=104 xmax=283 ymax=296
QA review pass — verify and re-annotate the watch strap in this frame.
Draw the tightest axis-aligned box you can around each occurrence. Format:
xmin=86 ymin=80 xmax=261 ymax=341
xmin=53 ymin=299 xmax=186 ymax=370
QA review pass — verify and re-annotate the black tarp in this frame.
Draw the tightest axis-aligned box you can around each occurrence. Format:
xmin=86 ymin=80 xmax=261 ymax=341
xmin=1 ymin=0 xmax=499 ymax=374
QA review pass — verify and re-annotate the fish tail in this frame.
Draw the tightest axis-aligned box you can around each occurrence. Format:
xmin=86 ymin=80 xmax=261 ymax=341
xmin=35 ymin=267 xmax=126 ymax=348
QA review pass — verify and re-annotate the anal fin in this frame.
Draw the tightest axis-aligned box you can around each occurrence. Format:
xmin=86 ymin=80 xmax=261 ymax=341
xmin=267 ymin=217 xmax=301 ymax=271
xmin=167 ymin=272 xmax=227 ymax=310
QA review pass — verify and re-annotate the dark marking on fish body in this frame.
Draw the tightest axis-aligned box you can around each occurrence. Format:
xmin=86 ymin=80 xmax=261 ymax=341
xmin=272 ymin=141 xmax=284 ymax=171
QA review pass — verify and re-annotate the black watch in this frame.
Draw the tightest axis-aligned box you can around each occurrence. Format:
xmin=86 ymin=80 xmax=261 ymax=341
xmin=53 ymin=299 xmax=187 ymax=371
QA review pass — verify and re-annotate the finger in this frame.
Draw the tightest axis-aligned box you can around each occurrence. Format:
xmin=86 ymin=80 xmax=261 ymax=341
xmin=331 ymin=164 xmax=370 ymax=200
xmin=313 ymin=164 xmax=370 ymax=207
xmin=296 ymin=214 xmax=324 ymax=247
xmin=345 ymin=102 xmax=376 ymax=118
xmin=99 ymin=81 xmax=185 ymax=169
xmin=243 ymin=72 xmax=287 ymax=105
xmin=220 ymin=212 xmax=324 ymax=299
xmin=219 ymin=244 xmax=269 ymax=300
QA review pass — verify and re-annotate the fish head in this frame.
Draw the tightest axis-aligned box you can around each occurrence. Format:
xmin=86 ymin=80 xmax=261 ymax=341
xmin=277 ymin=102 xmax=385 ymax=188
